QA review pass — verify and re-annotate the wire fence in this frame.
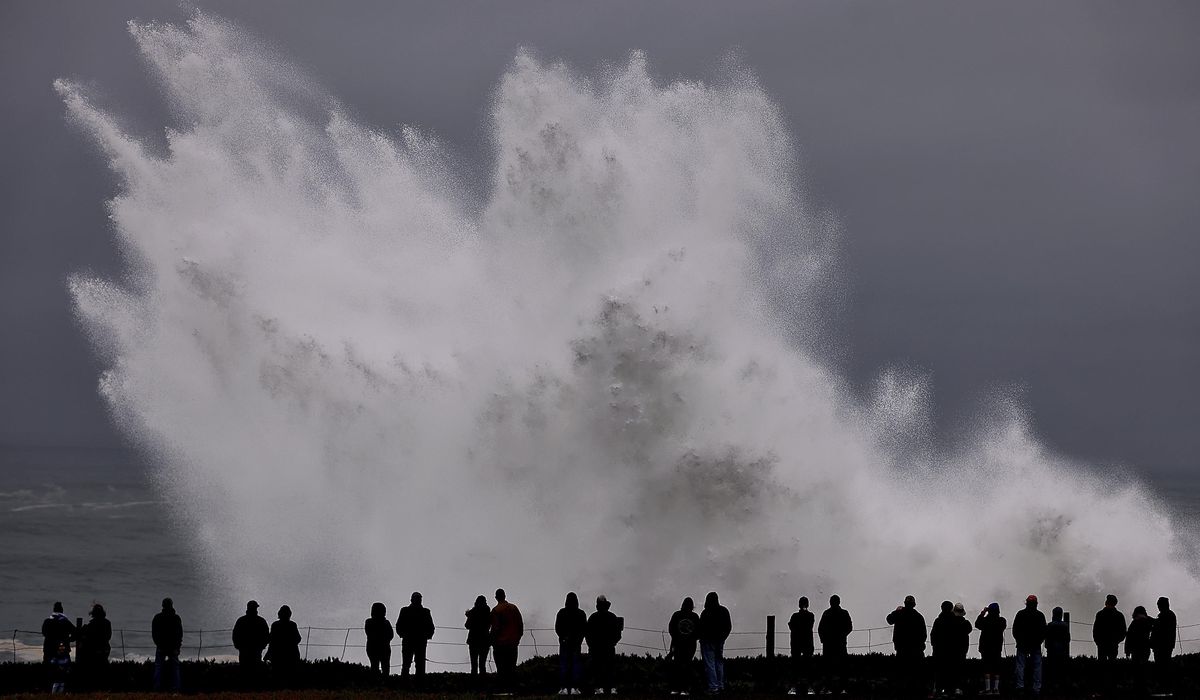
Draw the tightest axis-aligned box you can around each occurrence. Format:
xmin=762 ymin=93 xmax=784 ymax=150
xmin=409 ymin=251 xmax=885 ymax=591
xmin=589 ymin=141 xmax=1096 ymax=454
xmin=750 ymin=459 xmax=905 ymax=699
xmin=10 ymin=618 xmax=1199 ymax=666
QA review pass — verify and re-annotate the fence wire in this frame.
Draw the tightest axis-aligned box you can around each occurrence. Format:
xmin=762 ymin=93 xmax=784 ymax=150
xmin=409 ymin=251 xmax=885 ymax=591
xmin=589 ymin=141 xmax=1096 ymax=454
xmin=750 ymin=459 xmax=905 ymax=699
xmin=10 ymin=617 xmax=1197 ymax=665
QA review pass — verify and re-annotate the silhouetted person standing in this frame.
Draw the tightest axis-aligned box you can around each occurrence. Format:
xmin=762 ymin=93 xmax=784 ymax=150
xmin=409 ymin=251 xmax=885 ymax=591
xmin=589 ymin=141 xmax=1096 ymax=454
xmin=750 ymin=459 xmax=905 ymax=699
xmin=233 ymin=599 xmax=270 ymax=684
xmin=1151 ymin=597 xmax=1176 ymax=693
xmin=818 ymin=594 xmax=853 ymax=695
xmin=1125 ymin=605 xmax=1153 ymax=694
xmin=465 ymin=595 xmax=491 ymax=677
xmin=1093 ymin=594 xmax=1126 ymax=660
xmin=152 ymin=598 xmax=183 ymax=692
xmin=42 ymin=602 xmax=75 ymax=663
xmin=787 ymin=596 xmax=814 ymax=695
xmin=975 ymin=603 xmax=1006 ymax=696
xmin=78 ymin=603 xmax=112 ymax=690
xmin=886 ymin=595 xmax=927 ymax=698
xmin=699 ymin=591 xmax=731 ymax=694
xmin=931 ymin=601 xmax=971 ymax=696
xmin=1044 ymin=606 xmax=1071 ymax=693
xmin=268 ymin=605 xmax=302 ymax=686
xmin=668 ymin=597 xmax=700 ymax=695
xmin=586 ymin=595 xmax=622 ymax=694
xmin=1012 ymin=595 xmax=1046 ymax=696
xmin=397 ymin=592 xmax=435 ymax=679
xmin=491 ymin=588 xmax=524 ymax=689
xmin=364 ymin=602 xmax=394 ymax=679
xmin=556 ymin=591 xmax=587 ymax=694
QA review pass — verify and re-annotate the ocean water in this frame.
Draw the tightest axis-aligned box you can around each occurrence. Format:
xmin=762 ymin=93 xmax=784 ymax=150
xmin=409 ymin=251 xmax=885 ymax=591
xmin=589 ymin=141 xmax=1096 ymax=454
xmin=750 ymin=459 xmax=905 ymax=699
xmin=0 ymin=445 xmax=229 ymax=661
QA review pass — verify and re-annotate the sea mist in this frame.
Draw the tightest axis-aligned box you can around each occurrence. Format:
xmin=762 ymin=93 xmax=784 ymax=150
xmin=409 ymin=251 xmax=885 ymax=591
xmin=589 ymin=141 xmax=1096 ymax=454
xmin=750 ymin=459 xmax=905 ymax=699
xmin=58 ymin=13 xmax=1197 ymax=649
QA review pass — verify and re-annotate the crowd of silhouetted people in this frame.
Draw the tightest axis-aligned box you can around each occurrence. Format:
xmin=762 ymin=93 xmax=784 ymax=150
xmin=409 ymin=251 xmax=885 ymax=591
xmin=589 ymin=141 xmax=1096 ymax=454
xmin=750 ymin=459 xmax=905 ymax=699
xmin=34 ymin=589 xmax=1184 ymax=696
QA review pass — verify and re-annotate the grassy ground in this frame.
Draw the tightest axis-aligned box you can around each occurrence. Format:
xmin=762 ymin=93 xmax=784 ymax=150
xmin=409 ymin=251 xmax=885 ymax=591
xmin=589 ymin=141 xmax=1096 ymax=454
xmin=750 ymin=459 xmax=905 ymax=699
xmin=1 ymin=652 xmax=1195 ymax=697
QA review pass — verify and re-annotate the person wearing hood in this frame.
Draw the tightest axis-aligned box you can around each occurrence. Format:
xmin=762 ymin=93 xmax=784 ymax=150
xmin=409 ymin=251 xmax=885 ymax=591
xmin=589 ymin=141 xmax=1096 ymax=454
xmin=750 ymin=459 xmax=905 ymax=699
xmin=364 ymin=602 xmax=394 ymax=679
xmin=397 ymin=592 xmax=436 ymax=679
xmin=1044 ymin=606 xmax=1070 ymax=693
xmin=233 ymin=599 xmax=270 ymax=681
xmin=1012 ymin=595 xmax=1046 ymax=696
xmin=1125 ymin=605 xmax=1153 ymax=694
xmin=556 ymin=592 xmax=587 ymax=694
xmin=268 ymin=605 xmax=302 ymax=685
xmin=886 ymin=595 xmax=927 ymax=698
xmin=668 ymin=597 xmax=701 ymax=695
xmin=586 ymin=595 xmax=623 ymax=695
xmin=152 ymin=598 xmax=183 ymax=692
xmin=818 ymin=595 xmax=853 ymax=695
xmin=41 ymin=602 xmax=76 ymax=663
xmin=465 ymin=595 xmax=492 ymax=678
xmin=974 ymin=602 xmax=1006 ymax=696
xmin=786 ymin=596 xmax=814 ymax=696
xmin=698 ymin=591 xmax=732 ymax=694
xmin=930 ymin=601 xmax=971 ymax=696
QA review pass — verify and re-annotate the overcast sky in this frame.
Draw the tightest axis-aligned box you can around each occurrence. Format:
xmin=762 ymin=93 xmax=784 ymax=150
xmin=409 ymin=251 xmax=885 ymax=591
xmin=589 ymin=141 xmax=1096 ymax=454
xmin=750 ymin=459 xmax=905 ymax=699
xmin=2 ymin=1 xmax=1197 ymax=473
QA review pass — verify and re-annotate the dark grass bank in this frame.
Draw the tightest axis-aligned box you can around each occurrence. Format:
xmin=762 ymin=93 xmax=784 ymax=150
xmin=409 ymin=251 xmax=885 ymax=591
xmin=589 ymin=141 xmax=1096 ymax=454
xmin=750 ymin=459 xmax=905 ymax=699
xmin=1 ymin=653 xmax=1196 ymax=696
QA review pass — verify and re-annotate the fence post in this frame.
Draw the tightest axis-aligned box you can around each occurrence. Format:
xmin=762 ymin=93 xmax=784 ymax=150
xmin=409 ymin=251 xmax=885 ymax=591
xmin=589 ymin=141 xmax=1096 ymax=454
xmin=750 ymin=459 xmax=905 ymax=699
xmin=766 ymin=615 xmax=775 ymax=658
xmin=305 ymin=627 xmax=311 ymax=660
xmin=11 ymin=629 xmax=15 ymax=663
xmin=120 ymin=629 xmax=126 ymax=661
xmin=341 ymin=628 xmax=350 ymax=660
xmin=197 ymin=629 xmax=203 ymax=660
xmin=1063 ymin=612 xmax=1071 ymax=657
xmin=530 ymin=629 xmax=539 ymax=656
xmin=867 ymin=627 xmax=871 ymax=651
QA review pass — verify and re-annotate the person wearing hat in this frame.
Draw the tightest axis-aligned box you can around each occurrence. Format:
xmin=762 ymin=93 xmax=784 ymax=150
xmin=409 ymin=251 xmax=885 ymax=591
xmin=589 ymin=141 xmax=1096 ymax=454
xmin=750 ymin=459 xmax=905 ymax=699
xmin=586 ymin=594 xmax=623 ymax=694
xmin=931 ymin=601 xmax=972 ymax=696
xmin=233 ymin=600 xmax=270 ymax=683
xmin=1012 ymin=595 xmax=1046 ymax=695
xmin=974 ymin=602 xmax=1006 ymax=696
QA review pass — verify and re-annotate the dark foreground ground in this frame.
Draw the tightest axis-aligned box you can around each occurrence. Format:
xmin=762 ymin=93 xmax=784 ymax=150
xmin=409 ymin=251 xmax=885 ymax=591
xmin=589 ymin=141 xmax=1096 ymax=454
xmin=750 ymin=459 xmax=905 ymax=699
xmin=1 ymin=653 xmax=1196 ymax=697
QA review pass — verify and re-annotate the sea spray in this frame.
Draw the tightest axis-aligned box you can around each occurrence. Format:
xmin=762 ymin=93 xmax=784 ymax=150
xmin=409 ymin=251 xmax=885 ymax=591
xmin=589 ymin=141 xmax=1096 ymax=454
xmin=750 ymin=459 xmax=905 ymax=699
xmin=58 ymin=13 xmax=1197 ymax=646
